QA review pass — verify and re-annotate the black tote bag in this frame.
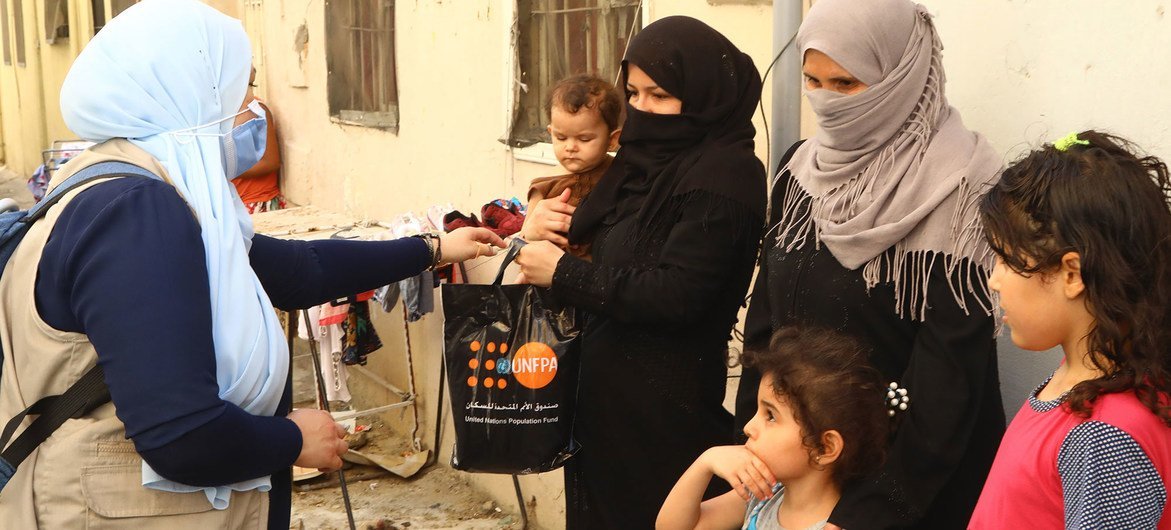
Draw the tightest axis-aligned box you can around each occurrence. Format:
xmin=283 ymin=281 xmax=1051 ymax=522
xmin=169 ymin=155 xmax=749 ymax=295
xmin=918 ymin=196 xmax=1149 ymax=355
xmin=441 ymin=240 xmax=579 ymax=474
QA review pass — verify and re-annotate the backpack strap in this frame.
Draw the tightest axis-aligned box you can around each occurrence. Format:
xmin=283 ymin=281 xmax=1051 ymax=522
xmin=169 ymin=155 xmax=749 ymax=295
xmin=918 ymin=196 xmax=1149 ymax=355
xmin=25 ymin=160 xmax=162 ymax=223
xmin=0 ymin=161 xmax=162 ymax=270
xmin=0 ymin=365 xmax=110 ymax=491
xmin=0 ymin=160 xmax=162 ymax=493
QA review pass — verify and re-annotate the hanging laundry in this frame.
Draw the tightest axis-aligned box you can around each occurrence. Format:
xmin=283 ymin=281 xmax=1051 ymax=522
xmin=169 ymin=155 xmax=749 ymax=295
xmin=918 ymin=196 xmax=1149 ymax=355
xmin=389 ymin=212 xmax=427 ymax=239
xmin=341 ymin=300 xmax=382 ymax=366
xmin=318 ymin=300 xmax=348 ymax=326
xmin=298 ymin=305 xmax=351 ymax=402
xmin=27 ymin=165 xmax=49 ymax=203
xmin=400 ymin=270 xmax=436 ymax=322
xmin=373 ymin=282 xmax=401 ymax=313
xmin=426 ymin=203 xmax=455 ymax=233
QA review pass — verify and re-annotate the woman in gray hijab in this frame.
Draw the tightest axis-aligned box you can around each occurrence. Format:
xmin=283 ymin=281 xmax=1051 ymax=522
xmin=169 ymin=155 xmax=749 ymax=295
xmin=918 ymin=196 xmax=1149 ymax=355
xmin=735 ymin=0 xmax=1005 ymax=528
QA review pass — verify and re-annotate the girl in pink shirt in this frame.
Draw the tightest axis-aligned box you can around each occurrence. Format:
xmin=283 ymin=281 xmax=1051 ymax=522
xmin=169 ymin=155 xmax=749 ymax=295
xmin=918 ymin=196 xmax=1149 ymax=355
xmin=969 ymin=131 xmax=1171 ymax=528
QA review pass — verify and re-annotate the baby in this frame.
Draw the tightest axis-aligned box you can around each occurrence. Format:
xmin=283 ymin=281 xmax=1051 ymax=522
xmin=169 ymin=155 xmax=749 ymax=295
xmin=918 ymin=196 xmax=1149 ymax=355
xmin=521 ymin=74 xmax=623 ymax=258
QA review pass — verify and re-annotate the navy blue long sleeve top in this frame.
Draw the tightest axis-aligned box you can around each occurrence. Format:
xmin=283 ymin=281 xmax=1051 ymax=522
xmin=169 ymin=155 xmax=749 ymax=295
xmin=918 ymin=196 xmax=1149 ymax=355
xmin=34 ymin=177 xmax=430 ymax=487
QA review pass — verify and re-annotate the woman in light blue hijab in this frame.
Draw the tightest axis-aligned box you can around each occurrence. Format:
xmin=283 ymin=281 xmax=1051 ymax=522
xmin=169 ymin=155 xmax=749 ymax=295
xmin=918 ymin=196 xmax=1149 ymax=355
xmin=0 ymin=0 xmax=501 ymax=527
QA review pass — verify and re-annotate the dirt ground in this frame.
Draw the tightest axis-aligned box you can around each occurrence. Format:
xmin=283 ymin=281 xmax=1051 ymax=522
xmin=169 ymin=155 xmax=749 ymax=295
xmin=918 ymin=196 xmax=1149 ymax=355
xmin=291 ymin=462 xmax=520 ymax=530
xmin=0 ymin=166 xmax=34 ymax=208
xmin=290 ymin=420 xmax=523 ymax=530
xmin=290 ymin=355 xmax=523 ymax=530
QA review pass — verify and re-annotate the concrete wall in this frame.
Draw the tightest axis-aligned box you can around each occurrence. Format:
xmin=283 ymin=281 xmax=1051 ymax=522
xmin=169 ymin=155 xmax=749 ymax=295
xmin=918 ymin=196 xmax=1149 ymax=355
xmin=0 ymin=0 xmax=246 ymax=176
xmin=926 ymin=0 xmax=1170 ymax=414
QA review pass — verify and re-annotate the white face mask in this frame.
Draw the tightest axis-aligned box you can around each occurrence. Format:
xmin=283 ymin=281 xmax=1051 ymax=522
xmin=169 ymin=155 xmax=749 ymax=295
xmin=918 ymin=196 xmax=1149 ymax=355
xmin=168 ymin=100 xmax=268 ymax=178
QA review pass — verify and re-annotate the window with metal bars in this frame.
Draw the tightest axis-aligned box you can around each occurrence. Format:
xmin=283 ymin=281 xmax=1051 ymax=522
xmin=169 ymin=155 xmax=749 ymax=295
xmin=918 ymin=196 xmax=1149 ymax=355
xmin=110 ymin=0 xmax=137 ymax=17
xmin=44 ymin=0 xmax=68 ymax=44
xmin=93 ymin=0 xmax=140 ymax=34
xmin=13 ymin=0 xmax=25 ymax=66
xmin=0 ymin=0 xmax=11 ymax=65
xmin=325 ymin=0 xmax=399 ymax=130
xmin=508 ymin=0 xmax=640 ymax=148
xmin=91 ymin=0 xmax=105 ymax=33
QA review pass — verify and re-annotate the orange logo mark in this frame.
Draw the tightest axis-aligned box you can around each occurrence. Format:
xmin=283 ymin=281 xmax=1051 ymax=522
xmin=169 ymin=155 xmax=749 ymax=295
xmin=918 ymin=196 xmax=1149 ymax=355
xmin=468 ymin=358 xmax=479 ymax=370
xmin=485 ymin=359 xmax=496 ymax=371
xmin=470 ymin=341 xmax=481 ymax=352
xmin=487 ymin=342 xmax=497 ymax=353
xmin=497 ymin=379 xmax=507 ymax=389
xmin=467 ymin=376 xmax=477 ymax=387
xmin=500 ymin=343 xmax=509 ymax=354
xmin=484 ymin=377 xmax=495 ymax=388
xmin=512 ymin=343 xmax=558 ymax=389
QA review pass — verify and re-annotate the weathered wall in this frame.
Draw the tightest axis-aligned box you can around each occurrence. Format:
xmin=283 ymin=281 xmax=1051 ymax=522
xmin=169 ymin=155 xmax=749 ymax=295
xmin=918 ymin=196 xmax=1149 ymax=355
xmin=927 ymin=0 xmax=1170 ymax=413
xmin=0 ymin=0 xmax=240 ymax=175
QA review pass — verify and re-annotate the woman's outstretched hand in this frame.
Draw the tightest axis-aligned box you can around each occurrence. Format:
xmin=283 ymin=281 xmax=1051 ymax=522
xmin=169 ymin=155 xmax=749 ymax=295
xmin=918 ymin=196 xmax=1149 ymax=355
xmin=439 ymin=227 xmax=506 ymax=264
xmin=515 ymin=240 xmax=566 ymax=287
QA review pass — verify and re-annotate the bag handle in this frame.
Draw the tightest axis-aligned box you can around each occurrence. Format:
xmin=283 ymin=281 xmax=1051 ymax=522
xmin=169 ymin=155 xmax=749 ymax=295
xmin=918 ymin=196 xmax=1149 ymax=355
xmin=492 ymin=239 xmax=527 ymax=286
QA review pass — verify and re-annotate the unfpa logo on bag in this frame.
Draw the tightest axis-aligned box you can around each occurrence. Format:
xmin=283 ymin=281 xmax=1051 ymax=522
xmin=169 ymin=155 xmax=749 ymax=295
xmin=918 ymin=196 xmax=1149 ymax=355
xmin=466 ymin=340 xmax=558 ymax=389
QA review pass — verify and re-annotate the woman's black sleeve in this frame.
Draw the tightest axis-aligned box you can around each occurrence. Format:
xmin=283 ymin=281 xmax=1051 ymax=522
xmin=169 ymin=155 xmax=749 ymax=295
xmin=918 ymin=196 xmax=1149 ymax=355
xmin=248 ymin=233 xmax=430 ymax=310
xmin=551 ymin=191 xmax=762 ymax=326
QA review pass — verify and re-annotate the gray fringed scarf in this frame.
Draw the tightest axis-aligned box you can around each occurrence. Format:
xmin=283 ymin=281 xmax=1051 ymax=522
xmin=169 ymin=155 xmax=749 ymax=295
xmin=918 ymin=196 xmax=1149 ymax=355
xmin=774 ymin=0 xmax=1002 ymax=320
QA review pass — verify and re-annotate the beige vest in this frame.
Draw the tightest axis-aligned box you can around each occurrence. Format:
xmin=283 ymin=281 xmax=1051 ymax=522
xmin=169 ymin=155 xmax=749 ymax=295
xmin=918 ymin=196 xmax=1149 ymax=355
xmin=0 ymin=140 xmax=268 ymax=529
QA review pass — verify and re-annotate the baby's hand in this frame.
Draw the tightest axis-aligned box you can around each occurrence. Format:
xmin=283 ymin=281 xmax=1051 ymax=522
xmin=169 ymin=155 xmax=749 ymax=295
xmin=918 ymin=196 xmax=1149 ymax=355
xmin=700 ymin=445 xmax=776 ymax=501
xmin=521 ymin=189 xmax=576 ymax=246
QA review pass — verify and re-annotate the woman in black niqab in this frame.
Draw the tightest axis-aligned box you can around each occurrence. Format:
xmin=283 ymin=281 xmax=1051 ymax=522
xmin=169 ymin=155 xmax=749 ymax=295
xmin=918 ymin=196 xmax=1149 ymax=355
xmin=568 ymin=15 xmax=765 ymax=243
xmin=516 ymin=15 xmax=767 ymax=529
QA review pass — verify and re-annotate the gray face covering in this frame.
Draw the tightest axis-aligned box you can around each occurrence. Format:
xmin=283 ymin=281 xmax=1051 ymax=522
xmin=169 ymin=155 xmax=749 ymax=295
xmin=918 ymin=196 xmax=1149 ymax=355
xmin=772 ymin=0 xmax=1004 ymax=320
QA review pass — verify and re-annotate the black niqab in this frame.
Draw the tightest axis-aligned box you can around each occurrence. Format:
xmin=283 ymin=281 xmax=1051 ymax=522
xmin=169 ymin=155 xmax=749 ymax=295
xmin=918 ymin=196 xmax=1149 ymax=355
xmin=568 ymin=15 xmax=766 ymax=245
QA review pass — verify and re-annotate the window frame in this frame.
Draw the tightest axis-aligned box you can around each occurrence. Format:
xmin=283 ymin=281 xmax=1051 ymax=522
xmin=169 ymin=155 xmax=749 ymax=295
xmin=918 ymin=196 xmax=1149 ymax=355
xmin=12 ymin=0 xmax=25 ymax=67
xmin=44 ymin=0 xmax=68 ymax=44
xmin=324 ymin=0 xmax=399 ymax=132
xmin=503 ymin=0 xmax=645 ymax=166
xmin=0 ymin=0 xmax=12 ymax=66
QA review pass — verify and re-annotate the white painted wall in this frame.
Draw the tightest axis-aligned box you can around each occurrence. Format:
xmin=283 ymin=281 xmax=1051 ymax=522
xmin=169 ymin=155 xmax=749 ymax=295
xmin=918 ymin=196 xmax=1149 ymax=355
xmin=924 ymin=0 xmax=1171 ymax=415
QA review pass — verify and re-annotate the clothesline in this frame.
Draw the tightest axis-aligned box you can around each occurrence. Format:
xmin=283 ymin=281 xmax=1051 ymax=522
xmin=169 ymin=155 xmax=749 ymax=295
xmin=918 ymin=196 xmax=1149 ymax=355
xmin=254 ymin=205 xmax=432 ymax=454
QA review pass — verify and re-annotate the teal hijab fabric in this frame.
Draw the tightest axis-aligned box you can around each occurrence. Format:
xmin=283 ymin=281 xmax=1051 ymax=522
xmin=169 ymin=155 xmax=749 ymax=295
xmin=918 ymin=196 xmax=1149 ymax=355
xmin=60 ymin=0 xmax=287 ymax=509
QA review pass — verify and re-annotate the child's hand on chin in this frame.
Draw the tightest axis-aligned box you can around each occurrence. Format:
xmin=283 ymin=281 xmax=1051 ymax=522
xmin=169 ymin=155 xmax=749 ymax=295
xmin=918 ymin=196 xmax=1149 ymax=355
xmin=699 ymin=445 xmax=776 ymax=501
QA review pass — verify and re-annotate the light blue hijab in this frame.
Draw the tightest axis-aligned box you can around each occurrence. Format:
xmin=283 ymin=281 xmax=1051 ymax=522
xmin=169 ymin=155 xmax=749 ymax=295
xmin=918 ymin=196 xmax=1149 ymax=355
xmin=60 ymin=0 xmax=287 ymax=509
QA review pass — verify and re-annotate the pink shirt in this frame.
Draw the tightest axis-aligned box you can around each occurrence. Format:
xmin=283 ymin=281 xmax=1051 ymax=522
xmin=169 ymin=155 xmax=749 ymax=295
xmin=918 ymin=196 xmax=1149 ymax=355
xmin=970 ymin=389 xmax=1171 ymax=528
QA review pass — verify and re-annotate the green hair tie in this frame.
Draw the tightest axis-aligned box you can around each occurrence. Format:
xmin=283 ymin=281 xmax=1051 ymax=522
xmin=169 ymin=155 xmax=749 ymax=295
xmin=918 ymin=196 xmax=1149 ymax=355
xmin=1054 ymin=132 xmax=1090 ymax=152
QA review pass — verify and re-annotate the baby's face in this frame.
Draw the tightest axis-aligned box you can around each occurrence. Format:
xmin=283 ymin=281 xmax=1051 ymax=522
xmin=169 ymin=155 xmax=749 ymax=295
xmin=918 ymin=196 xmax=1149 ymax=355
xmin=548 ymin=106 xmax=616 ymax=174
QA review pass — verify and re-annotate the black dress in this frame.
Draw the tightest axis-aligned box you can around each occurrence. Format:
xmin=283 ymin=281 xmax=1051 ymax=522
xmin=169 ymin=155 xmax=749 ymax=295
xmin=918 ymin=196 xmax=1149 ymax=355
xmin=735 ymin=144 xmax=1006 ymax=529
xmin=553 ymin=190 xmax=762 ymax=529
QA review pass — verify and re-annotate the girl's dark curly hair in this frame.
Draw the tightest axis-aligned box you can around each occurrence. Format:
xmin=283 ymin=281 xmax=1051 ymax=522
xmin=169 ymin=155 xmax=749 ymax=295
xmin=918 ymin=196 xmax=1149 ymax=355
xmin=979 ymin=130 xmax=1171 ymax=425
xmin=742 ymin=326 xmax=889 ymax=486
